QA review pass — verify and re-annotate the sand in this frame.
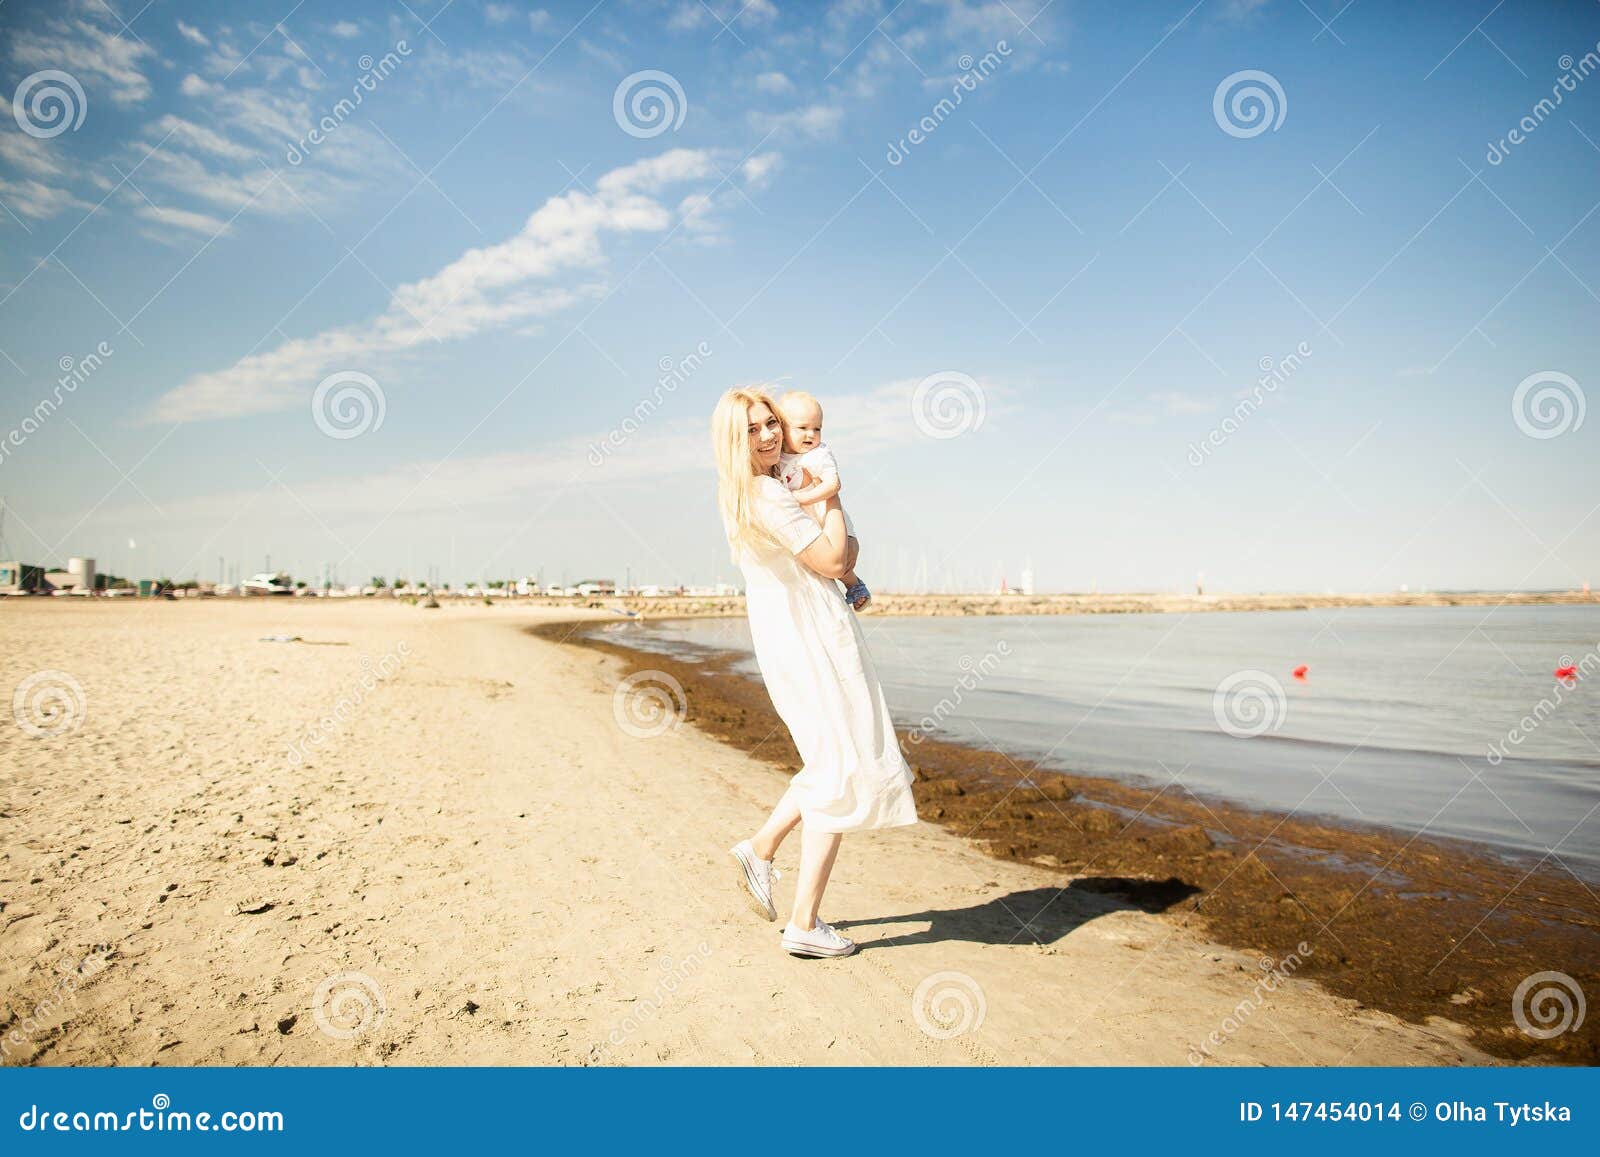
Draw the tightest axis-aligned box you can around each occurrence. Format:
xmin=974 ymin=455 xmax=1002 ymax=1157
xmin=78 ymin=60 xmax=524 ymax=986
xmin=1 ymin=598 xmax=1502 ymax=1066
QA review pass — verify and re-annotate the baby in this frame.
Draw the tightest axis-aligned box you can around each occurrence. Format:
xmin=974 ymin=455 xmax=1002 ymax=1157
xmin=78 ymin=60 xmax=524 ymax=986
xmin=775 ymin=390 xmax=870 ymax=610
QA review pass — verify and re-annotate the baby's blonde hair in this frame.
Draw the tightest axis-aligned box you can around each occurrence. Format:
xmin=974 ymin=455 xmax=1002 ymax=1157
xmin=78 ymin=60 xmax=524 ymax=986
xmin=776 ymin=389 xmax=822 ymax=420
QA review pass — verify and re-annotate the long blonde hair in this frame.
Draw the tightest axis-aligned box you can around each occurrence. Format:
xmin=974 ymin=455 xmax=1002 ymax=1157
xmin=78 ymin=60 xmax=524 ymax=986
xmin=712 ymin=385 xmax=786 ymax=562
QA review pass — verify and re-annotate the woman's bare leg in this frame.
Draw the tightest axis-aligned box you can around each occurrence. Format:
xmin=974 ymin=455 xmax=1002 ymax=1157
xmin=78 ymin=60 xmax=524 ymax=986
xmin=789 ymin=826 xmax=842 ymax=930
xmin=749 ymin=788 xmax=801 ymax=861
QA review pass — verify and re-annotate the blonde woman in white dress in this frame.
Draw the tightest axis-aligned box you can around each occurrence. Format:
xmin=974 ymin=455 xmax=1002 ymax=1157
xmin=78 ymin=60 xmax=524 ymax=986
xmin=711 ymin=385 xmax=919 ymax=958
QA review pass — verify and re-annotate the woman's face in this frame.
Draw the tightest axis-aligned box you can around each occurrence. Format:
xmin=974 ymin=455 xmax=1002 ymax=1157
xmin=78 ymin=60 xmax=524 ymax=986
xmin=746 ymin=401 xmax=784 ymax=473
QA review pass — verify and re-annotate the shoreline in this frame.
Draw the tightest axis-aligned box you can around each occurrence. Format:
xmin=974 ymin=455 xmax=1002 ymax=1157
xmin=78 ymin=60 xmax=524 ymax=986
xmin=557 ymin=588 xmax=1598 ymax=621
xmin=535 ymin=616 xmax=1600 ymax=1065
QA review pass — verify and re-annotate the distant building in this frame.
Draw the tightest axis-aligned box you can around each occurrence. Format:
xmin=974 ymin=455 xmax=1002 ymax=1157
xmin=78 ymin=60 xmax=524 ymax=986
xmin=0 ymin=561 xmax=45 ymax=594
xmin=575 ymin=579 xmax=616 ymax=596
xmin=43 ymin=556 xmax=96 ymax=594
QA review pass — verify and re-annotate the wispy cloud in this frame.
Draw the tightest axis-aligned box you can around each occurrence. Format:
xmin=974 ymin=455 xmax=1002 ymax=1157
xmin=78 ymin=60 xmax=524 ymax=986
xmin=11 ymin=12 xmax=154 ymax=104
xmin=750 ymin=103 xmax=843 ymax=139
xmin=176 ymin=20 xmax=211 ymax=48
xmin=151 ymin=149 xmax=764 ymax=422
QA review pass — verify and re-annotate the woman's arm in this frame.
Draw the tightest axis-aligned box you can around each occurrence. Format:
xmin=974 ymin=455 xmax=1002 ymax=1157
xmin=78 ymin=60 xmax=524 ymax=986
xmin=795 ymin=498 xmax=852 ymax=580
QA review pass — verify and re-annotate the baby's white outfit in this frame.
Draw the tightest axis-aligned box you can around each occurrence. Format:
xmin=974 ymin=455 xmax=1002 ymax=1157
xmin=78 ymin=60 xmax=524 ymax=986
xmin=778 ymin=443 xmax=856 ymax=537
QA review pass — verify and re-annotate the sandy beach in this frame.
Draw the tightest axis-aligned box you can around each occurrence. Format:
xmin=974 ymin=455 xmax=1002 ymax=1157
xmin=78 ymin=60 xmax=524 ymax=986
xmin=0 ymin=597 xmax=1543 ymax=1066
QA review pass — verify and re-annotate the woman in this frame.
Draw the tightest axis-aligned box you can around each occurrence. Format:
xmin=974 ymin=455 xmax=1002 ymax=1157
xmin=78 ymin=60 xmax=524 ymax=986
xmin=711 ymin=386 xmax=918 ymax=958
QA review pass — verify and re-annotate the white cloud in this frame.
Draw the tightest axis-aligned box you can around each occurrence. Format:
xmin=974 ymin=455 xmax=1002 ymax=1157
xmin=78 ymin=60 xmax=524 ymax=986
xmin=671 ymin=0 xmax=779 ymax=32
xmin=0 ymin=129 xmax=65 ymax=178
xmin=134 ymin=202 xmax=231 ymax=237
xmin=330 ymin=21 xmax=361 ymax=39
xmin=1217 ymin=0 xmax=1273 ymax=22
xmin=12 ymin=16 xmax=154 ymax=104
xmin=180 ymin=73 xmax=217 ymax=96
xmin=750 ymin=104 xmax=843 ymax=139
xmin=112 ymin=375 xmax=947 ymax=526
xmin=176 ymin=21 xmax=211 ymax=47
xmin=0 ymin=175 xmax=93 ymax=220
xmin=754 ymin=70 xmax=793 ymax=94
xmin=528 ymin=9 xmax=552 ymax=30
xmin=578 ymin=39 xmax=625 ymax=70
xmin=151 ymin=149 xmax=735 ymax=422
xmin=1151 ymin=391 xmax=1212 ymax=415
xmin=150 ymin=114 xmax=256 ymax=162
xmin=741 ymin=152 xmax=782 ymax=189
xmin=667 ymin=3 xmax=707 ymax=31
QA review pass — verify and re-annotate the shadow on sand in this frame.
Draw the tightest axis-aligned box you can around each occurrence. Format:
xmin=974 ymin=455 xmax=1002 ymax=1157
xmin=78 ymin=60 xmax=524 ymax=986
xmin=838 ymin=878 xmax=1201 ymax=950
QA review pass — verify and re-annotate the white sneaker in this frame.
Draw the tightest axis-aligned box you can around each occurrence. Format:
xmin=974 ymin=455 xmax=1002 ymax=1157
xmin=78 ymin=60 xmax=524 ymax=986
xmin=730 ymin=840 xmax=780 ymax=921
xmin=781 ymin=916 xmax=857 ymax=958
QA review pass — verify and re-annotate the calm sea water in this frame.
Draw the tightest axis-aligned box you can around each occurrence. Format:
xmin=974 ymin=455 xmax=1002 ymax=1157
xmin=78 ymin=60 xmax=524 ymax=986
xmin=600 ymin=605 xmax=1600 ymax=880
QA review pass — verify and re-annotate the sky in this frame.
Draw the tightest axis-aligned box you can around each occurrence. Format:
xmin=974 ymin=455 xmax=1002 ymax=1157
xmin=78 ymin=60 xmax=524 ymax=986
xmin=0 ymin=0 xmax=1596 ymax=593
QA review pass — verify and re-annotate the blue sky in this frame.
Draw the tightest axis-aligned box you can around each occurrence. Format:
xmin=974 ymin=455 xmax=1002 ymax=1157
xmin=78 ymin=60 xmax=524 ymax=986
xmin=0 ymin=0 xmax=1596 ymax=592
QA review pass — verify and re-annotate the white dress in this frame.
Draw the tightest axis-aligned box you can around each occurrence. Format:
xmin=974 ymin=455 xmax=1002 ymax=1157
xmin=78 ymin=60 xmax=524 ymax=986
xmin=736 ymin=475 xmax=919 ymax=833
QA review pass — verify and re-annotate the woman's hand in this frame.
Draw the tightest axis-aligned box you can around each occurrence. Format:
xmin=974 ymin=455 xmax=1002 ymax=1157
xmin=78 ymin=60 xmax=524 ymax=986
xmin=795 ymin=498 xmax=852 ymax=580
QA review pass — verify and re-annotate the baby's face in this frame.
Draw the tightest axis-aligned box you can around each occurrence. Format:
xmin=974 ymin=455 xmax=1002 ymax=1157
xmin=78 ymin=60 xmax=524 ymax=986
xmin=781 ymin=401 xmax=823 ymax=453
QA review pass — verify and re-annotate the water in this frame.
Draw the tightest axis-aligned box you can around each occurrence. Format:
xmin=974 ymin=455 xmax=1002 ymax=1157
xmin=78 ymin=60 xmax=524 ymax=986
xmin=598 ymin=605 xmax=1600 ymax=880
